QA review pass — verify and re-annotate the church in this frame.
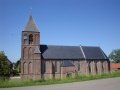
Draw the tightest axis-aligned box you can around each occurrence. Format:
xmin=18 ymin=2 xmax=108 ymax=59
xmin=21 ymin=16 xmax=110 ymax=80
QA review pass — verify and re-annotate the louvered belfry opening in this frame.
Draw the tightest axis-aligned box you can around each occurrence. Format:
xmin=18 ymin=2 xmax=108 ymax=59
xmin=29 ymin=34 xmax=33 ymax=44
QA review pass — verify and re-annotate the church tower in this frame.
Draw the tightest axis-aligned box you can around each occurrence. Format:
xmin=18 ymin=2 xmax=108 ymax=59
xmin=21 ymin=16 xmax=41 ymax=80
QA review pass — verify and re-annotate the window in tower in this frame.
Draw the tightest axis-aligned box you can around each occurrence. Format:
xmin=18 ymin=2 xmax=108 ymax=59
xmin=35 ymin=34 xmax=39 ymax=44
xmin=29 ymin=34 xmax=33 ymax=44
xmin=23 ymin=34 xmax=28 ymax=44
xmin=28 ymin=47 xmax=33 ymax=59
xmin=28 ymin=62 xmax=32 ymax=74
xmin=23 ymin=47 xmax=28 ymax=59
xmin=23 ymin=62 xmax=27 ymax=74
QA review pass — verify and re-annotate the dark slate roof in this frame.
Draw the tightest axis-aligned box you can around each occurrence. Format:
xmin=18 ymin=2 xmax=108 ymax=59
xmin=81 ymin=46 xmax=108 ymax=60
xmin=40 ymin=45 xmax=84 ymax=59
xmin=40 ymin=45 xmax=108 ymax=60
xmin=61 ymin=60 xmax=74 ymax=67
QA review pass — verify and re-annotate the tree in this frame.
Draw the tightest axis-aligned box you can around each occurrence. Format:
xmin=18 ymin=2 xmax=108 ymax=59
xmin=0 ymin=51 xmax=11 ymax=80
xmin=13 ymin=59 xmax=21 ymax=76
xmin=109 ymin=49 xmax=120 ymax=63
xmin=15 ymin=59 xmax=21 ymax=72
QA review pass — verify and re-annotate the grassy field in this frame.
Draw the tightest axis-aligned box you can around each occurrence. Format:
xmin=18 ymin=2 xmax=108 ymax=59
xmin=0 ymin=70 xmax=120 ymax=88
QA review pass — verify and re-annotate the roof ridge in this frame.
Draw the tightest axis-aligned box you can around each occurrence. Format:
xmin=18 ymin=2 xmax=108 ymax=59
xmin=79 ymin=45 xmax=86 ymax=60
xmin=82 ymin=45 xmax=100 ymax=48
xmin=40 ymin=44 xmax=80 ymax=47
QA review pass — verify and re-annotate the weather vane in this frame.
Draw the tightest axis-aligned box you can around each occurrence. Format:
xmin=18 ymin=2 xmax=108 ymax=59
xmin=29 ymin=7 xmax=32 ymax=15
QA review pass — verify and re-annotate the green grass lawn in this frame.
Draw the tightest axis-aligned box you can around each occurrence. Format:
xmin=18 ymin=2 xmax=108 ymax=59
xmin=0 ymin=70 xmax=120 ymax=88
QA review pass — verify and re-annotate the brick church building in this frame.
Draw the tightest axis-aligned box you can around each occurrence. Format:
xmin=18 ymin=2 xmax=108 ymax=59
xmin=21 ymin=16 xmax=110 ymax=80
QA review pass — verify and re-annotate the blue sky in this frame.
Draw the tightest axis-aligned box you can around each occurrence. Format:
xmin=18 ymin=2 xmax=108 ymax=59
xmin=0 ymin=0 xmax=120 ymax=62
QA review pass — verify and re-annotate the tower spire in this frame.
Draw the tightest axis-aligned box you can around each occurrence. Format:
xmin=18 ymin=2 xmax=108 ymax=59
xmin=23 ymin=15 xmax=39 ymax=32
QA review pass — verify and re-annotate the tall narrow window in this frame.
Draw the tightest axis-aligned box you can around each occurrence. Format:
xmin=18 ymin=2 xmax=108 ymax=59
xmin=95 ymin=61 xmax=98 ymax=74
xmin=88 ymin=62 xmax=91 ymax=74
xmin=44 ymin=61 xmax=46 ymax=73
xmin=108 ymin=61 xmax=110 ymax=72
xmin=35 ymin=34 xmax=38 ymax=44
xmin=29 ymin=34 xmax=33 ymax=44
xmin=28 ymin=47 xmax=33 ymax=59
xmin=101 ymin=61 xmax=104 ymax=73
xmin=23 ymin=47 xmax=28 ymax=59
xmin=23 ymin=34 xmax=28 ymax=44
xmin=55 ymin=61 xmax=57 ymax=72
xmin=28 ymin=62 xmax=32 ymax=74
xmin=23 ymin=62 xmax=27 ymax=74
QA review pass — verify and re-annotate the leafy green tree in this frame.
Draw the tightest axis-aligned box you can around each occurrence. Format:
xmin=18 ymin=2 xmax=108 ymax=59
xmin=109 ymin=49 xmax=120 ymax=63
xmin=15 ymin=59 xmax=21 ymax=72
xmin=0 ymin=51 xmax=11 ymax=80
xmin=13 ymin=59 xmax=21 ymax=76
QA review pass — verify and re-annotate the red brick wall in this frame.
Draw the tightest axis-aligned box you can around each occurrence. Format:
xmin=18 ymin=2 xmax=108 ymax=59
xmin=111 ymin=63 xmax=120 ymax=70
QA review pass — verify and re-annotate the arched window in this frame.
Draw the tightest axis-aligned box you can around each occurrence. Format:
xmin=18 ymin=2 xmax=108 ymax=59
xmin=23 ymin=62 xmax=27 ymax=74
xmin=29 ymin=34 xmax=33 ymax=44
xmin=35 ymin=34 xmax=38 ymax=44
xmin=28 ymin=62 xmax=32 ymax=74
xmin=23 ymin=47 xmax=28 ymax=59
xmin=28 ymin=47 xmax=33 ymax=59
xmin=23 ymin=34 xmax=28 ymax=44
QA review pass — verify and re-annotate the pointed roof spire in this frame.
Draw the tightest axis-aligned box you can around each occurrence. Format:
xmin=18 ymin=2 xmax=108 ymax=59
xmin=23 ymin=15 xmax=39 ymax=32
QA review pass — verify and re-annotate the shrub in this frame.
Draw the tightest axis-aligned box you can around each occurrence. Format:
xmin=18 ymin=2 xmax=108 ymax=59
xmin=0 ymin=51 xmax=11 ymax=80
